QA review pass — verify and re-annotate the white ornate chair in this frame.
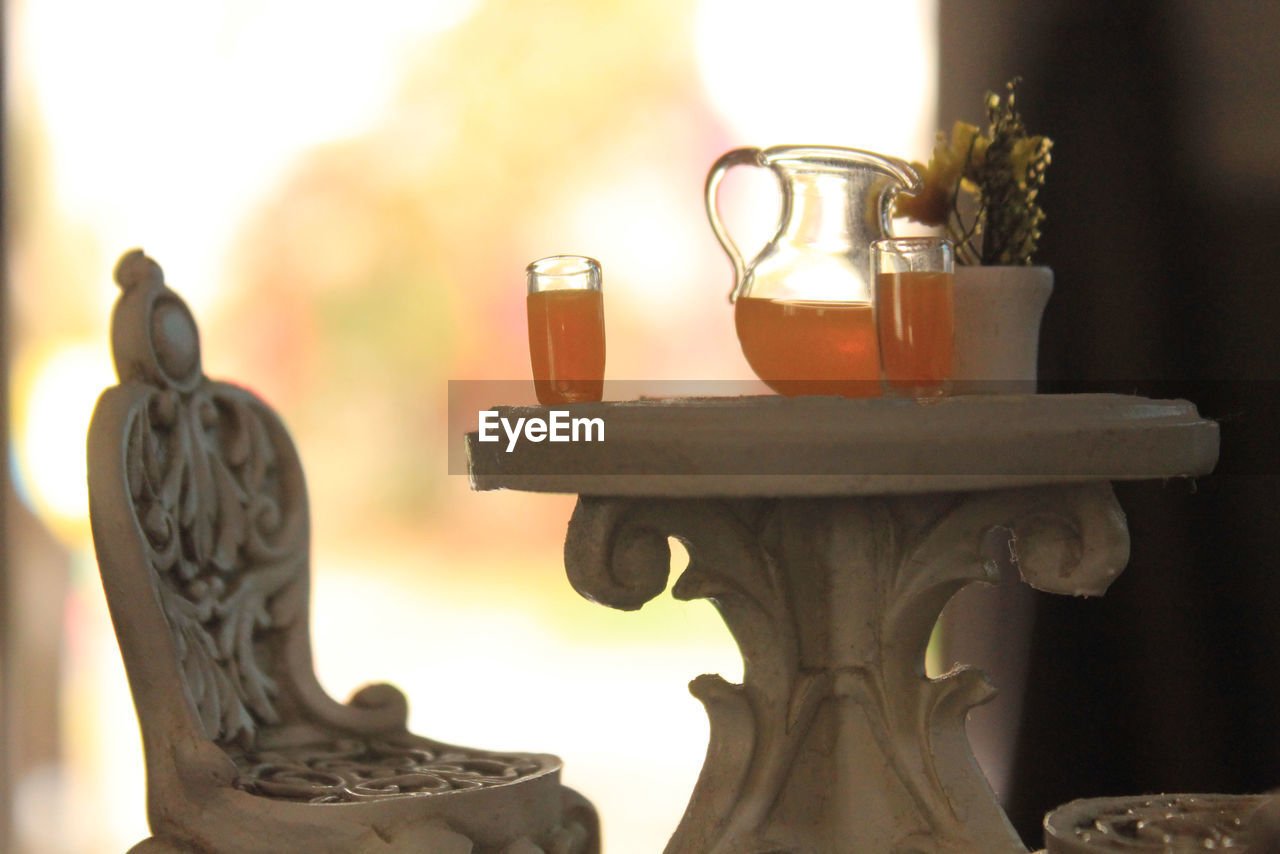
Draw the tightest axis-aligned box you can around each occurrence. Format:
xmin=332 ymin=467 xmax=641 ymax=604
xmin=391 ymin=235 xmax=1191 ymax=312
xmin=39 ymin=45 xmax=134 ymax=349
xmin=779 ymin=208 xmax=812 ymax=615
xmin=88 ymin=250 xmax=598 ymax=854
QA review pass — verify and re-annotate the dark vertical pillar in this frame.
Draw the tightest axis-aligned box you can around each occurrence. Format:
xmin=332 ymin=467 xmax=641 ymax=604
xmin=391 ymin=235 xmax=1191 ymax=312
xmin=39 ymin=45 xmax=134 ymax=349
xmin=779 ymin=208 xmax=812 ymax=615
xmin=939 ymin=0 xmax=1280 ymax=846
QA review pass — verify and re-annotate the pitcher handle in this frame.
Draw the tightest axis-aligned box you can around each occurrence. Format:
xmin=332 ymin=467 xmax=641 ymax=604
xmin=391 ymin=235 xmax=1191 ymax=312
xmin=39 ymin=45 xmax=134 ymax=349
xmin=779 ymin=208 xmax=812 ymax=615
xmin=704 ymin=147 xmax=763 ymax=303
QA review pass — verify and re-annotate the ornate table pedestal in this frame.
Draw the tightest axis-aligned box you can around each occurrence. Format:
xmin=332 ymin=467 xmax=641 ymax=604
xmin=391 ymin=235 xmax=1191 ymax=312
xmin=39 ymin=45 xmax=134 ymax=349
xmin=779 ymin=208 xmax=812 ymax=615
xmin=468 ymin=395 xmax=1219 ymax=854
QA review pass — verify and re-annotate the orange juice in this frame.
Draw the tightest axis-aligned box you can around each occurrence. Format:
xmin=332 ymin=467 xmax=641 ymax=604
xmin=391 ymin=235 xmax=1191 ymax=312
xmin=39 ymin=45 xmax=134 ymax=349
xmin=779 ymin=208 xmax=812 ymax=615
xmin=876 ymin=270 xmax=954 ymax=395
xmin=735 ymin=297 xmax=881 ymax=397
xmin=527 ymin=289 xmax=604 ymax=404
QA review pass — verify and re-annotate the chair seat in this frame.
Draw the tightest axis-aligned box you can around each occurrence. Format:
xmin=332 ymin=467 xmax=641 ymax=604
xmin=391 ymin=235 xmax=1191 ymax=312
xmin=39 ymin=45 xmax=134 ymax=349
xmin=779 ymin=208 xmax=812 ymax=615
xmin=231 ymin=736 xmax=547 ymax=803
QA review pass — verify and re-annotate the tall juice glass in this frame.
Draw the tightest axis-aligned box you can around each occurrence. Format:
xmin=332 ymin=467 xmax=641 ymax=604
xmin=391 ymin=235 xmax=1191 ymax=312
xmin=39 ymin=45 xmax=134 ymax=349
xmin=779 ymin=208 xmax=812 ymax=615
xmin=526 ymin=255 xmax=605 ymax=404
xmin=872 ymin=237 xmax=954 ymax=397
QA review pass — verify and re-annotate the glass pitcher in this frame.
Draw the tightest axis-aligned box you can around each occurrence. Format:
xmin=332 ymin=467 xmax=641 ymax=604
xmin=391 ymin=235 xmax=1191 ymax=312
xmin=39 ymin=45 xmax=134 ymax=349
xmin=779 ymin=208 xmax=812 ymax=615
xmin=705 ymin=145 xmax=919 ymax=397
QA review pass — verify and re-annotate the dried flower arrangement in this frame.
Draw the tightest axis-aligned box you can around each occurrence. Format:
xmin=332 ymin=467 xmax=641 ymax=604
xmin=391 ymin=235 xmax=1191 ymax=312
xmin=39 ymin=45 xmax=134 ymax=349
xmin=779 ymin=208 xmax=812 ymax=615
xmin=896 ymin=78 xmax=1052 ymax=266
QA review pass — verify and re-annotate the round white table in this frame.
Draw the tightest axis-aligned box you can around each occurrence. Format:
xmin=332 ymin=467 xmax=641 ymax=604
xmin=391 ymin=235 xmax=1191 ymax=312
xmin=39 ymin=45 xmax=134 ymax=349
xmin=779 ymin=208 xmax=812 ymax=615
xmin=467 ymin=394 xmax=1218 ymax=854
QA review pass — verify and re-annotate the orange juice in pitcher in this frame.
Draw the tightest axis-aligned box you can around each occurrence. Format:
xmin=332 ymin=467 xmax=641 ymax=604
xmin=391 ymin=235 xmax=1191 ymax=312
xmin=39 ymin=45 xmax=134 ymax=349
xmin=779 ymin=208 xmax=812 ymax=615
xmin=735 ymin=298 xmax=880 ymax=397
xmin=704 ymin=145 xmax=920 ymax=397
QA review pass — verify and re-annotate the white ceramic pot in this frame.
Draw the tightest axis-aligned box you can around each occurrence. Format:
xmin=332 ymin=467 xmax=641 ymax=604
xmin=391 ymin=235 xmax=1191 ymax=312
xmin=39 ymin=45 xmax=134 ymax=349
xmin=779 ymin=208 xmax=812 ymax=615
xmin=951 ymin=265 xmax=1053 ymax=394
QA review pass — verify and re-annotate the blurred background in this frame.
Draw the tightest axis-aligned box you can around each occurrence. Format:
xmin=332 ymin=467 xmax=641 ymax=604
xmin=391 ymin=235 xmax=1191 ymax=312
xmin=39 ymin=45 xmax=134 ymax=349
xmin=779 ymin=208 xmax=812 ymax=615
xmin=2 ymin=1 xmax=937 ymax=852
xmin=4 ymin=1 xmax=1280 ymax=853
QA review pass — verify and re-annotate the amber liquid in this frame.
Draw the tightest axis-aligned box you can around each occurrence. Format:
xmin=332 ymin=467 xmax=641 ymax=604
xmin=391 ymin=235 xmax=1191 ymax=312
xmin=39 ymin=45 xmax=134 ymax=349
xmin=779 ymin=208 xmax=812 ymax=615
xmin=735 ymin=298 xmax=882 ymax=397
xmin=876 ymin=271 xmax=954 ymax=395
xmin=527 ymin=289 xmax=605 ymax=404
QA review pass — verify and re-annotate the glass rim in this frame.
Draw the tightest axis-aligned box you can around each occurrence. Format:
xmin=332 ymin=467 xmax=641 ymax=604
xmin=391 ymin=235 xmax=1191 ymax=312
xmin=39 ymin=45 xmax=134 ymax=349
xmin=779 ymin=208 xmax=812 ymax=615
xmin=871 ymin=236 xmax=954 ymax=253
xmin=526 ymin=254 xmax=602 ymax=293
xmin=526 ymin=254 xmax=600 ymax=276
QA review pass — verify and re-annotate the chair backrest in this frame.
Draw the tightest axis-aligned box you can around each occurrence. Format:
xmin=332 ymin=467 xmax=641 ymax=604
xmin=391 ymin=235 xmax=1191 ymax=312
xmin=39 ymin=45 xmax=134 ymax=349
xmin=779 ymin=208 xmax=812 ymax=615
xmin=88 ymin=251 xmax=599 ymax=854
xmin=89 ymin=250 xmax=315 ymax=752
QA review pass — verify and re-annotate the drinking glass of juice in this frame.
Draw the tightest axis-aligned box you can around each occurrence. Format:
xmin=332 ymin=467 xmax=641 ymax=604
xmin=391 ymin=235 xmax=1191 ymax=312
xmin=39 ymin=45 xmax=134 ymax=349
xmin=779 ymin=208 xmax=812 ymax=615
xmin=526 ymin=255 xmax=605 ymax=405
xmin=872 ymin=237 xmax=955 ymax=397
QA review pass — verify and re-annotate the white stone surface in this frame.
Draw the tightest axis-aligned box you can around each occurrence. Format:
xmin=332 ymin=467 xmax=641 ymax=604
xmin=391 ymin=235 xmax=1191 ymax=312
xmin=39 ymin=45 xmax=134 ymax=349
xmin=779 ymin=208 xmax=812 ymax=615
xmin=467 ymin=393 xmax=1219 ymax=496
xmin=471 ymin=391 xmax=1219 ymax=854
xmin=91 ymin=252 xmax=599 ymax=854
xmin=563 ymin=483 xmax=1132 ymax=854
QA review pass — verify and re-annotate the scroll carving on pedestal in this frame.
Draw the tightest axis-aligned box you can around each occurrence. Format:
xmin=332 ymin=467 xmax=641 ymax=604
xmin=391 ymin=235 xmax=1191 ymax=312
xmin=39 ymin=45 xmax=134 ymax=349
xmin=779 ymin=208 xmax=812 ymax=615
xmin=565 ymin=484 xmax=1129 ymax=854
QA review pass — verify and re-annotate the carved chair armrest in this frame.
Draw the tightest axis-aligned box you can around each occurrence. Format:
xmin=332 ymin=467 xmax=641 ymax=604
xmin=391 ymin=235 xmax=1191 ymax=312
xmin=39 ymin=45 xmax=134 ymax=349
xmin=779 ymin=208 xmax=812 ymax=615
xmin=274 ymin=622 xmax=412 ymax=737
xmin=313 ymin=681 xmax=411 ymax=735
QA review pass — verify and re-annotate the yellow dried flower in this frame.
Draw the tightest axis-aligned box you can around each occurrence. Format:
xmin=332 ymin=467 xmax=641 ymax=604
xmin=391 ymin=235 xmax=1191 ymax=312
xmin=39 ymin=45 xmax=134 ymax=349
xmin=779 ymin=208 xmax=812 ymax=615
xmin=1009 ymin=136 xmax=1050 ymax=187
xmin=949 ymin=121 xmax=989 ymax=177
xmin=894 ymin=78 xmax=1052 ymax=265
xmin=893 ymin=164 xmax=950 ymax=226
xmin=894 ymin=121 xmax=988 ymax=225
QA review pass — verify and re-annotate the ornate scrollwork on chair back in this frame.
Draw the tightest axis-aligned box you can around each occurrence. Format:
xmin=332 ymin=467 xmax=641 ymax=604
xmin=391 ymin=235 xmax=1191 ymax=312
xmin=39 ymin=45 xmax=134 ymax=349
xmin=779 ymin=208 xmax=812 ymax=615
xmin=90 ymin=252 xmax=599 ymax=854
xmin=105 ymin=249 xmax=308 ymax=749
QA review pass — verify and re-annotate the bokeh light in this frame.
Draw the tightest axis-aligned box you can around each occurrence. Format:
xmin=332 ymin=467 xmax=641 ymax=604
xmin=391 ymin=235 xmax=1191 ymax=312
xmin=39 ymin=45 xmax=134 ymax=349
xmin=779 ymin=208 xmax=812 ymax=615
xmin=6 ymin=1 xmax=938 ymax=852
xmin=695 ymin=0 xmax=936 ymax=154
xmin=11 ymin=343 xmax=114 ymax=541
